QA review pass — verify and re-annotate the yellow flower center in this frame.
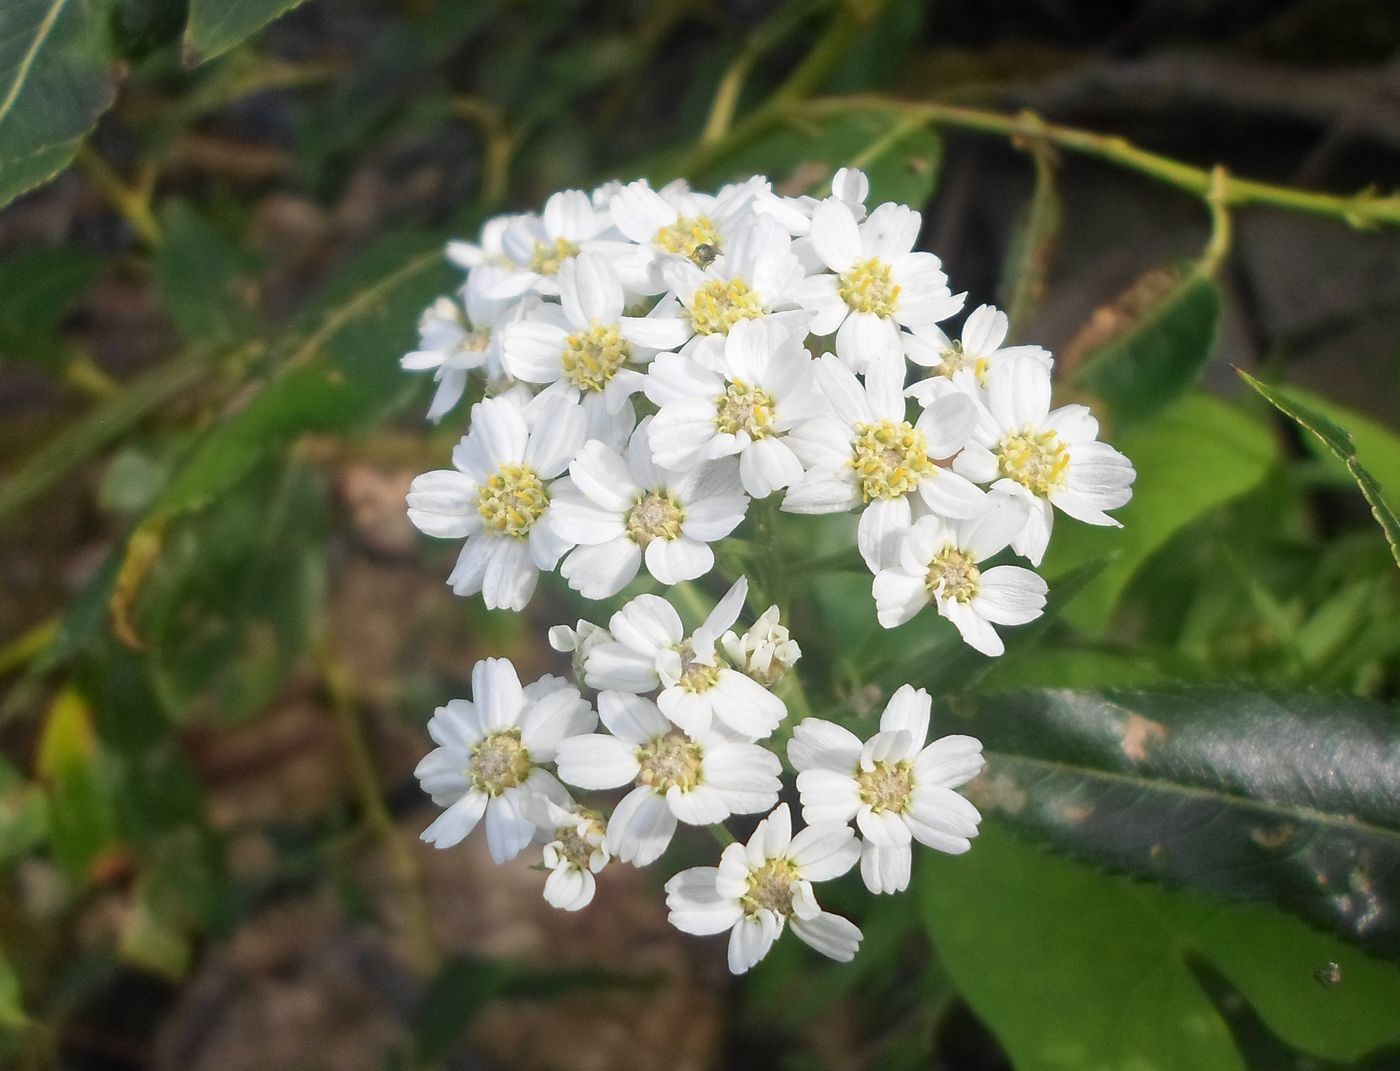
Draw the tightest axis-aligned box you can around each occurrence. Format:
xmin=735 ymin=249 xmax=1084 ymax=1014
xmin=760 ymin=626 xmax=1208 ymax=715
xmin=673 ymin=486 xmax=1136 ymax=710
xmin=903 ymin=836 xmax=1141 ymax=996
xmin=637 ymin=731 xmax=705 ymax=793
xmin=996 ymin=428 xmax=1069 ymax=497
xmin=744 ymin=857 xmax=800 ymax=917
xmin=529 ymin=237 xmax=580 ymax=276
xmin=688 ymin=278 xmax=765 ymax=336
xmin=850 ymin=420 xmax=935 ymax=501
xmin=925 ymin=546 xmax=981 ymax=603
xmin=838 ymin=257 xmax=901 ymax=317
xmin=553 ymin=814 xmax=606 ymax=867
xmin=932 ymin=340 xmax=988 ymax=383
xmin=477 ymin=463 xmax=548 ymax=538
xmin=625 ymin=491 xmax=684 ymax=547
xmin=672 ymin=639 xmax=721 ymax=694
xmin=469 ymin=729 xmax=532 ymax=796
xmin=561 ymin=322 xmax=630 ymax=392
xmin=856 ymin=759 xmax=914 ymax=813
xmin=715 ymin=380 xmax=775 ymax=438
xmin=655 ymin=215 xmax=721 ymax=266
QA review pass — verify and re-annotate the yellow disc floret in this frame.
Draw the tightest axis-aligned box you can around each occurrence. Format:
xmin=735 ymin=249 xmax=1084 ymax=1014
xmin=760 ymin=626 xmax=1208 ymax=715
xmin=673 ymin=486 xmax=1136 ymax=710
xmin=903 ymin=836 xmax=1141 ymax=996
xmin=529 ymin=237 xmax=580 ymax=276
xmin=856 ymin=759 xmax=914 ymax=814
xmin=688 ymin=278 xmax=765 ymax=336
xmin=655 ymin=215 xmax=722 ymax=266
xmin=470 ymin=729 xmax=532 ymax=796
xmin=850 ymin=420 xmax=936 ymax=501
xmin=561 ymin=323 xmax=630 ymax=392
xmin=744 ymin=857 xmax=800 ymax=917
xmin=925 ymin=546 xmax=980 ymax=603
xmin=838 ymin=258 xmax=901 ymax=317
xmin=637 ymin=732 xmax=705 ymax=793
xmin=625 ymin=491 xmax=684 ymax=547
xmin=996 ymin=428 xmax=1069 ymax=497
xmin=931 ymin=340 xmax=989 ymax=384
xmin=477 ymin=464 xmax=549 ymax=538
xmin=714 ymin=380 xmax=775 ymax=438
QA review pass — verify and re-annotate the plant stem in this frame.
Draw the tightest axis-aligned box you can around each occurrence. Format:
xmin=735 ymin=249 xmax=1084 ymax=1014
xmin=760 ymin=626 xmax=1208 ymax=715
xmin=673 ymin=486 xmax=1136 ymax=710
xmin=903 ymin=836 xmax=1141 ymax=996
xmin=709 ymin=822 xmax=736 ymax=846
xmin=76 ymin=147 xmax=163 ymax=248
xmin=1199 ymin=164 xmax=1234 ymax=275
xmin=787 ymin=97 xmax=1400 ymax=229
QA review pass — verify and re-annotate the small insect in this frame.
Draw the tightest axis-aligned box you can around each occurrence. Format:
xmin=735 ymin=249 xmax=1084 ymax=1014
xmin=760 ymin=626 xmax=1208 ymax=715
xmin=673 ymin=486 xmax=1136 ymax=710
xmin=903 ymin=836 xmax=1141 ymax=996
xmin=1314 ymin=961 xmax=1343 ymax=989
xmin=690 ymin=243 xmax=718 ymax=268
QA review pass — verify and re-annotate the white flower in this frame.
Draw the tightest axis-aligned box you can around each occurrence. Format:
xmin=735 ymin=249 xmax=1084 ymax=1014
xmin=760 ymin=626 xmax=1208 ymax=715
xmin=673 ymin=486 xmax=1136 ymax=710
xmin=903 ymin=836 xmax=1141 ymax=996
xmin=783 ymin=355 xmax=984 ymax=572
xmin=645 ymin=318 xmax=825 ymax=498
xmin=522 ymin=795 xmax=611 ymax=911
xmin=584 ymin=576 xmax=788 ymax=740
xmin=555 ymin=691 xmax=781 ymax=866
xmin=490 ymin=190 xmax=610 ymax=299
xmin=608 ymin=176 xmax=770 ymax=293
xmin=664 ymin=803 xmax=862 ymax=974
xmin=551 ymin=419 xmax=749 ymax=599
xmin=401 ymin=265 xmax=522 ymax=421
xmin=905 ymin=304 xmax=1051 ymax=395
xmin=788 ymin=686 xmax=985 ymax=895
xmin=873 ymin=494 xmax=1047 ymax=655
xmin=720 ymin=605 xmax=800 ymax=687
xmin=405 ymin=391 xmax=585 ymax=610
xmin=548 ymin=619 xmax=613 ymax=687
xmin=753 ymin=167 xmax=870 ymax=240
xmin=446 ymin=215 xmax=519 ymax=271
xmin=414 ymin=658 xmax=595 ymax=863
xmin=501 ymin=253 xmax=690 ymax=423
xmin=798 ymin=199 xmax=963 ymax=373
xmin=656 ymin=213 xmax=812 ymax=367
xmin=952 ymin=356 xmax=1137 ymax=564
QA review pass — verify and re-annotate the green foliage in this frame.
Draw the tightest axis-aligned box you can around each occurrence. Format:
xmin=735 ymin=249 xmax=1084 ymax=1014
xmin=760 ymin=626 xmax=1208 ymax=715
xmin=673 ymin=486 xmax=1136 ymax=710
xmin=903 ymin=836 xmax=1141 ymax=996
xmin=922 ymin=824 xmax=1400 ymax=1071
xmin=183 ymin=0 xmax=307 ymax=65
xmin=0 ymin=246 xmax=104 ymax=369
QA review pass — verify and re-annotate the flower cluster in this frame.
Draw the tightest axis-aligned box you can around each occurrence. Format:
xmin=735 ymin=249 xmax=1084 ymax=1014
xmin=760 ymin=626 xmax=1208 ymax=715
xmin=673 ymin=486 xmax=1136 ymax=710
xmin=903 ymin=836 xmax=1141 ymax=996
xmin=404 ymin=169 xmax=1135 ymax=971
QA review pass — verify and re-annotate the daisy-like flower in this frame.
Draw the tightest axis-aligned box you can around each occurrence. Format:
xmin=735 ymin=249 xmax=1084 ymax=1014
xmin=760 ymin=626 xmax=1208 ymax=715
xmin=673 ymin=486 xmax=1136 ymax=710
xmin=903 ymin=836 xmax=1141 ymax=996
xmin=953 ymin=356 xmax=1137 ymax=564
xmin=584 ymin=577 xmax=787 ymax=740
xmin=414 ymin=659 xmax=596 ymax=863
xmin=405 ymin=391 xmax=585 ymax=610
xmin=720 ymin=604 xmax=801 ymax=688
xmin=550 ymin=419 xmax=749 ymax=599
xmin=548 ymin=619 xmax=613 ymax=687
xmin=905 ymin=304 xmax=1051 ymax=398
xmin=644 ymin=318 xmax=825 ymax=498
xmin=788 ymin=685 xmax=985 ymax=895
xmin=664 ymin=803 xmax=862 ymax=974
xmin=555 ymin=691 xmax=781 ymax=866
xmin=490 ymin=190 xmax=610 ymax=299
xmin=502 ymin=253 xmax=690 ymax=423
xmin=754 ymin=167 xmax=870 ymax=241
xmin=783 ymin=356 xmax=984 ymax=572
xmin=401 ymin=266 xmax=523 ymax=421
xmin=655 ymin=213 xmax=812 ymax=367
xmin=872 ymin=498 xmax=1047 ymax=654
xmin=607 ymin=176 xmax=770 ymax=293
xmin=447 ymin=215 xmax=519 ymax=271
xmin=521 ymin=795 xmax=611 ymax=911
xmin=798 ymin=199 xmax=964 ymax=373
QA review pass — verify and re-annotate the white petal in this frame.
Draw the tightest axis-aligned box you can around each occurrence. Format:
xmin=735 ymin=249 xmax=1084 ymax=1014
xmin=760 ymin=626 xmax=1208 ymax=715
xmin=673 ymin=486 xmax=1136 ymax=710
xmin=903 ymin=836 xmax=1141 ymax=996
xmin=710 ymin=669 xmax=786 ymax=739
xmin=739 ymin=436 xmax=805 ymax=498
xmin=973 ymin=565 xmax=1048 ymax=625
xmin=810 ymin=198 xmax=861 ymax=272
xmin=543 ymin=865 xmax=596 ymax=911
xmin=555 ymin=734 xmax=639 ymax=789
xmin=569 ymin=440 xmax=641 ymax=511
xmin=873 ymin=567 xmax=929 ymax=630
xmin=667 ymin=783 xmax=732 ymax=825
xmin=790 ymin=912 xmax=862 ymax=963
xmin=665 ymin=867 xmax=744 ymax=935
xmin=859 ymin=842 xmax=911 ymax=895
xmin=878 ymin=685 xmax=931 ymax=749
xmin=645 ymin=535 xmax=714 ymax=584
xmin=420 ymin=790 xmax=487 ymax=848
xmin=856 ymin=805 xmax=912 ymax=848
xmin=857 ymin=496 xmax=911 ymax=573
xmin=788 ymin=823 xmax=860 ymax=880
xmin=915 ymin=735 xmax=986 ymax=790
xmin=609 ymin=593 xmax=684 ymax=653
xmin=606 ymin=785 xmax=679 ymax=866
xmin=795 ymin=769 xmax=861 ymax=826
xmin=598 ymin=690 xmax=672 ymax=744
xmin=473 ymin=657 xmax=525 ymax=731
xmin=788 ymin=719 xmax=862 ymax=774
xmin=479 ymin=536 xmax=538 ymax=611
xmin=520 ymin=684 xmax=594 ymax=759
xmin=728 ymin=912 xmax=781 ymax=974
xmin=560 ymin=540 xmax=641 ymax=600
xmin=484 ymin=791 xmax=536 ymax=863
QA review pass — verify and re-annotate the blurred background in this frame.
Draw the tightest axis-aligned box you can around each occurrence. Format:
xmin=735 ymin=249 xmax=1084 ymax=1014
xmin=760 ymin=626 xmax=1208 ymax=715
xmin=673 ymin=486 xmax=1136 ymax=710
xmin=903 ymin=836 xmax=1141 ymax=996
xmin=2 ymin=1 xmax=1400 ymax=1068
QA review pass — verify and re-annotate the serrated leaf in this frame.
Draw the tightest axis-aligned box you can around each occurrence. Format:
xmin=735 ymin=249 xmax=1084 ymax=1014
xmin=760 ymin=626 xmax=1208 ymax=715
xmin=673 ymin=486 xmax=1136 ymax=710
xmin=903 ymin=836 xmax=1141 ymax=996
xmin=0 ymin=0 xmax=118 ymax=210
xmin=1066 ymin=264 xmax=1223 ymax=427
xmin=942 ymin=688 xmax=1400 ymax=959
xmin=922 ymin=824 xmax=1400 ymax=1071
xmin=1042 ymin=392 xmax=1275 ymax=634
xmin=182 ymin=0 xmax=307 ymax=65
xmin=1239 ymin=372 xmax=1400 ymax=569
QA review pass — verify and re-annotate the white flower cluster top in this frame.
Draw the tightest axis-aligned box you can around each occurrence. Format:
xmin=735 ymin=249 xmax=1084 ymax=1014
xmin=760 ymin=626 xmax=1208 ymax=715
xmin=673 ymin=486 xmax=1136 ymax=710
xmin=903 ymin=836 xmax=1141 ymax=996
xmin=403 ymin=169 xmax=1136 ymax=973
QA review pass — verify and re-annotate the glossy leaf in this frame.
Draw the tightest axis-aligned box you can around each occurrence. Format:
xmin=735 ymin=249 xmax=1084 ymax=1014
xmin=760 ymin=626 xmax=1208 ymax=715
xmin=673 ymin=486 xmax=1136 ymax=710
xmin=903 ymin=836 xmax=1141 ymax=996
xmin=1066 ymin=264 xmax=1223 ymax=427
xmin=1042 ymin=392 xmax=1275 ymax=634
xmin=0 ymin=0 xmax=118 ymax=209
xmin=1239 ymin=372 xmax=1400 ymax=569
xmin=183 ymin=0 xmax=308 ymax=65
xmin=922 ymin=824 xmax=1400 ymax=1071
xmin=943 ymin=688 xmax=1400 ymax=958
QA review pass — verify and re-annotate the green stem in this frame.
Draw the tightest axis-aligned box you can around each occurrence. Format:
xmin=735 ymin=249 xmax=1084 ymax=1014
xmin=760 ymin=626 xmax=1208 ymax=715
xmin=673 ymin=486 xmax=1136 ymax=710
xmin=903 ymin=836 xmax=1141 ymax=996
xmin=709 ymin=822 xmax=737 ymax=846
xmin=1199 ymin=164 xmax=1234 ymax=275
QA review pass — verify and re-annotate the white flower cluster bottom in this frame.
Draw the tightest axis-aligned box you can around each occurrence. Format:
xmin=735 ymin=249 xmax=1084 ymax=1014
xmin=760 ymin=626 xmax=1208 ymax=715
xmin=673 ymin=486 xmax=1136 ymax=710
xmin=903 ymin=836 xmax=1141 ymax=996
xmin=404 ymin=167 xmax=1137 ymax=972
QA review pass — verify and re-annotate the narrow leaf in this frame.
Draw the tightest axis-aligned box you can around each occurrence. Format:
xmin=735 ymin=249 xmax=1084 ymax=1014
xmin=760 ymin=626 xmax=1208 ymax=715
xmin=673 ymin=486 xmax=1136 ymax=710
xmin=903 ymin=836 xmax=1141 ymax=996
xmin=1239 ymin=371 xmax=1400 ymax=569
xmin=998 ymin=141 xmax=1061 ymax=341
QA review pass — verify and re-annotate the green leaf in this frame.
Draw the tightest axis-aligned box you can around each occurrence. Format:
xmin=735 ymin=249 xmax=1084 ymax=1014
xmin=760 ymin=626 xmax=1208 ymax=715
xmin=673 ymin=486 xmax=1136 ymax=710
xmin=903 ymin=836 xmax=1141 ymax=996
xmin=0 ymin=757 xmax=47 ymax=867
xmin=0 ymin=952 xmax=27 ymax=1032
xmin=155 ymin=201 xmax=257 ymax=346
xmin=1042 ymin=392 xmax=1275 ymax=634
xmin=942 ymin=688 xmax=1400 ymax=959
xmin=0 ymin=0 xmax=118 ymax=210
xmin=1067 ymin=264 xmax=1223 ymax=427
xmin=0 ymin=246 xmax=104 ymax=368
xmin=1239 ymin=372 xmax=1400 ymax=569
xmin=997 ymin=142 xmax=1061 ymax=342
xmin=35 ymin=687 xmax=117 ymax=879
xmin=922 ymin=824 xmax=1400 ymax=1071
xmin=182 ymin=0 xmax=307 ymax=65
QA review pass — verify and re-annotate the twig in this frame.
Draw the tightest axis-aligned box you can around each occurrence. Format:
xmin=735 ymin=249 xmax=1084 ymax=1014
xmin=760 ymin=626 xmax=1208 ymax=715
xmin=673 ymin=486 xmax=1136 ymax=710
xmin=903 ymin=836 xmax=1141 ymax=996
xmin=75 ymin=147 xmax=163 ymax=248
